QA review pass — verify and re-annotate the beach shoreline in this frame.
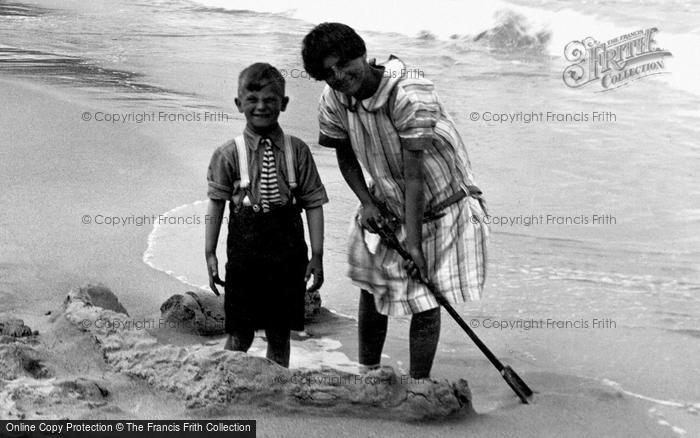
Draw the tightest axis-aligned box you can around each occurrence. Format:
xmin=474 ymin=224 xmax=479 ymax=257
xmin=1 ymin=77 xmax=688 ymax=436
xmin=3 ymin=0 xmax=700 ymax=434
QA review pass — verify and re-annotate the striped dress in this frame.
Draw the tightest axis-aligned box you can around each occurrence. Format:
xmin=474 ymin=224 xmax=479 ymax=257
xmin=318 ymin=56 xmax=489 ymax=316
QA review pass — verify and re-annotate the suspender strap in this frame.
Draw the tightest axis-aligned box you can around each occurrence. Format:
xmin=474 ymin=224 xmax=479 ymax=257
xmin=233 ymin=133 xmax=297 ymax=207
xmin=283 ymin=134 xmax=297 ymax=190
xmin=234 ymin=135 xmax=249 ymax=189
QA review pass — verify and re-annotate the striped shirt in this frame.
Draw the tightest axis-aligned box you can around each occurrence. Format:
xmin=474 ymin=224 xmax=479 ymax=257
xmin=259 ymin=138 xmax=282 ymax=212
xmin=317 ymin=56 xmax=488 ymax=315
xmin=207 ymin=125 xmax=328 ymax=210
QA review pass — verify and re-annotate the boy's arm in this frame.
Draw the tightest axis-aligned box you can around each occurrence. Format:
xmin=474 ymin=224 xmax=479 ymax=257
xmin=304 ymin=206 xmax=324 ymax=292
xmin=205 ymin=199 xmax=226 ymax=295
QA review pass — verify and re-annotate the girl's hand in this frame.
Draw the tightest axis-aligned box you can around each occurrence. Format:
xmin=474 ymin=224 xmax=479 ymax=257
xmin=359 ymin=202 xmax=384 ymax=232
xmin=360 ymin=202 xmax=397 ymax=233
xmin=404 ymin=246 xmax=429 ymax=283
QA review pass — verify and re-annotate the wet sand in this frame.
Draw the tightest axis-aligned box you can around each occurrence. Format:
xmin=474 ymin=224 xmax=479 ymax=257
xmin=0 ymin=78 xmax=682 ymax=436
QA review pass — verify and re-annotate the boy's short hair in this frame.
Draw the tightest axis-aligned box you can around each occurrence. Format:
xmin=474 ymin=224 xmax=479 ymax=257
xmin=238 ymin=63 xmax=285 ymax=96
xmin=302 ymin=22 xmax=366 ymax=80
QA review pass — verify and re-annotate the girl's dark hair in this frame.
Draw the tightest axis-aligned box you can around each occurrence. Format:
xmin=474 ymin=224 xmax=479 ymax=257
xmin=302 ymin=22 xmax=366 ymax=80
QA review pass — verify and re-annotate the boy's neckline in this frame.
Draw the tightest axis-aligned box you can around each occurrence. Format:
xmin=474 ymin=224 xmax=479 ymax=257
xmin=245 ymin=122 xmax=282 ymax=138
xmin=243 ymin=124 xmax=284 ymax=150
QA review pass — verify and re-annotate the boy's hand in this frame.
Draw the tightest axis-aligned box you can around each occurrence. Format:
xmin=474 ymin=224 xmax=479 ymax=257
xmin=206 ymin=254 xmax=225 ymax=296
xmin=305 ymin=255 xmax=324 ymax=293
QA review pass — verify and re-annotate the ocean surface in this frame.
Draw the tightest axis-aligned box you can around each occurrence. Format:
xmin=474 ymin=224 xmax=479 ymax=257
xmin=2 ymin=0 xmax=699 ymax=433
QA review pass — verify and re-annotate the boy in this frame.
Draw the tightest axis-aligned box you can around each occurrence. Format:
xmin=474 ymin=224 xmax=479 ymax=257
xmin=205 ymin=63 xmax=327 ymax=367
xmin=302 ymin=23 xmax=488 ymax=378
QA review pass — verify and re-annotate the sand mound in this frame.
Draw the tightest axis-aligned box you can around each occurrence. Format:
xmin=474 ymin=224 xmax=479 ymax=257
xmin=159 ymin=289 xmax=322 ymax=336
xmin=160 ymin=291 xmax=225 ymax=335
xmin=63 ymin=285 xmax=472 ymax=421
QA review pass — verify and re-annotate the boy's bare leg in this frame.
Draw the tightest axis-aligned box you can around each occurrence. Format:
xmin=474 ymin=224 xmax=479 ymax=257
xmin=224 ymin=335 xmax=234 ymax=350
xmin=358 ymin=289 xmax=388 ymax=371
xmin=224 ymin=328 xmax=254 ymax=351
xmin=265 ymin=327 xmax=291 ymax=367
xmin=409 ymin=307 xmax=441 ymax=379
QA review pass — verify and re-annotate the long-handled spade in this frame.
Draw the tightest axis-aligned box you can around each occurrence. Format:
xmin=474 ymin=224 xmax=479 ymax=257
xmin=376 ymin=226 xmax=534 ymax=404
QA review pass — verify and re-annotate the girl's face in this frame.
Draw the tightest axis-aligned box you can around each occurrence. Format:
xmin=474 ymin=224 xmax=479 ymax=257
xmin=321 ymin=55 xmax=368 ymax=96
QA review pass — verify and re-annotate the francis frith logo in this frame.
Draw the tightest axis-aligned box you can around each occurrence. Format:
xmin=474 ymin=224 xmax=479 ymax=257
xmin=563 ymin=28 xmax=672 ymax=91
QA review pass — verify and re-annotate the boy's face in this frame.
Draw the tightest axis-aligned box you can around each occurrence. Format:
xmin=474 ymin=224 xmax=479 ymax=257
xmin=321 ymin=55 xmax=368 ymax=96
xmin=235 ymin=83 xmax=288 ymax=130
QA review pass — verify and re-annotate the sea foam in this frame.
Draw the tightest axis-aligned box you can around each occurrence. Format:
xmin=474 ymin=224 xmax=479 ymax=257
xmin=188 ymin=0 xmax=700 ymax=96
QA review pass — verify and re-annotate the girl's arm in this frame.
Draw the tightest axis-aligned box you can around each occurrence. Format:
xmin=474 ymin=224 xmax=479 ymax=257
xmin=335 ymin=141 xmax=388 ymax=231
xmin=403 ymin=145 xmax=428 ymax=282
